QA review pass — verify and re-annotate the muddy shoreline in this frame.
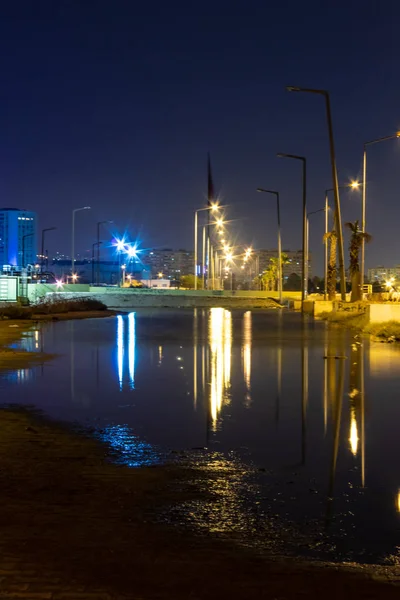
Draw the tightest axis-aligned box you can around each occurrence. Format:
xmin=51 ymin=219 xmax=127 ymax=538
xmin=0 ymin=311 xmax=116 ymax=369
xmin=0 ymin=407 xmax=397 ymax=599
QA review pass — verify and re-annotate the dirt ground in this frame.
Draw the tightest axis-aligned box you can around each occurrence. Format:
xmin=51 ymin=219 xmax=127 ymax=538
xmin=0 ymin=409 xmax=398 ymax=600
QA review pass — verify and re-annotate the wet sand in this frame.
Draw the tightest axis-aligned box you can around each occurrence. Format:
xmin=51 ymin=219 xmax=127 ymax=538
xmin=0 ymin=312 xmax=116 ymax=369
xmin=0 ymin=408 xmax=397 ymax=599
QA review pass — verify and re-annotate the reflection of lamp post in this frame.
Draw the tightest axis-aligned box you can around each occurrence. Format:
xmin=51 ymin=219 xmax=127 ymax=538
xmin=256 ymin=188 xmax=283 ymax=304
xmin=41 ymin=227 xmax=56 ymax=273
xmin=22 ymin=233 xmax=34 ymax=268
xmin=286 ymin=86 xmax=346 ymax=300
xmin=72 ymin=206 xmax=90 ymax=282
xmin=277 ymin=153 xmax=306 ymax=303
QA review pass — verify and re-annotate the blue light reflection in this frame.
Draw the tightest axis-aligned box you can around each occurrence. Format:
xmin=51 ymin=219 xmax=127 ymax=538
xmin=128 ymin=312 xmax=135 ymax=389
xmin=97 ymin=424 xmax=162 ymax=467
xmin=116 ymin=313 xmax=136 ymax=390
xmin=117 ymin=315 xmax=124 ymax=390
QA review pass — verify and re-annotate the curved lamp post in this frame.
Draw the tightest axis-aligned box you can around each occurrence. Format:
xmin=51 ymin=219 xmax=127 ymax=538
xmin=286 ymin=86 xmax=346 ymax=301
xmin=256 ymin=188 xmax=283 ymax=304
xmin=72 ymin=206 xmax=91 ymax=282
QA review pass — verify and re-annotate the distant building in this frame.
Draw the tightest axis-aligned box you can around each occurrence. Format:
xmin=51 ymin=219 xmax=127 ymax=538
xmin=368 ymin=266 xmax=400 ymax=283
xmin=0 ymin=208 xmax=37 ymax=269
xmin=255 ymin=249 xmax=312 ymax=280
xmin=142 ymin=249 xmax=194 ymax=278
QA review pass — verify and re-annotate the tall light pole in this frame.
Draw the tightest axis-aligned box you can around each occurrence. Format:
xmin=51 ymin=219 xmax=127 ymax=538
xmin=41 ymin=227 xmax=56 ymax=273
xmin=193 ymin=204 xmax=220 ymax=290
xmin=92 ymin=241 xmax=102 ymax=284
xmin=286 ymin=86 xmax=346 ymax=301
xmin=22 ymin=233 xmax=34 ymax=268
xmin=72 ymin=206 xmax=90 ymax=282
xmin=256 ymin=188 xmax=283 ymax=304
xmin=361 ymin=133 xmax=400 ymax=296
xmin=307 ymin=208 xmax=325 ymax=294
xmin=324 ymin=181 xmax=361 ymax=299
xmin=276 ymin=153 xmax=307 ymax=303
xmin=96 ymin=220 xmax=113 ymax=285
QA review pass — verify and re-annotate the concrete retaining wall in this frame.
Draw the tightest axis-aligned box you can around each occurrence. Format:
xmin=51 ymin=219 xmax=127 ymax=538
xmin=39 ymin=291 xmax=279 ymax=309
xmin=366 ymin=304 xmax=400 ymax=323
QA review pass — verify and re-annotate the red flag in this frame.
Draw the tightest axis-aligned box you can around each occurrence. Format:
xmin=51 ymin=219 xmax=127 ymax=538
xmin=207 ymin=153 xmax=214 ymax=207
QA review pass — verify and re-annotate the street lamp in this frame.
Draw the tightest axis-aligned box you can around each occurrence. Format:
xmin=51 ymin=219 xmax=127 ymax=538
xmin=194 ymin=203 xmax=220 ymax=290
xmin=92 ymin=241 xmax=102 ymax=284
xmin=22 ymin=233 xmax=34 ymax=268
xmin=96 ymin=220 xmax=113 ymax=285
xmin=276 ymin=153 xmax=306 ymax=303
xmin=286 ymin=86 xmax=346 ymax=301
xmin=361 ymin=132 xmax=400 ymax=296
xmin=72 ymin=206 xmax=91 ymax=282
xmin=306 ymin=208 xmax=325 ymax=295
xmin=41 ymin=227 xmax=56 ymax=273
xmin=256 ymin=188 xmax=283 ymax=304
xmin=114 ymin=238 xmax=127 ymax=287
xmin=324 ymin=182 xmax=362 ymax=299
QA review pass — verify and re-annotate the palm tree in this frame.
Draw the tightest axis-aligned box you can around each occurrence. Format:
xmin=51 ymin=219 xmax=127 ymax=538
xmin=323 ymin=228 xmax=338 ymax=301
xmin=269 ymin=253 xmax=289 ymax=291
xmin=345 ymin=220 xmax=372 ymax=302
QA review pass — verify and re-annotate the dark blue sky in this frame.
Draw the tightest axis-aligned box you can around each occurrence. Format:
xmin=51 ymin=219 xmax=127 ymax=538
xmin=1 ymin=0 xmax=400 ymax=274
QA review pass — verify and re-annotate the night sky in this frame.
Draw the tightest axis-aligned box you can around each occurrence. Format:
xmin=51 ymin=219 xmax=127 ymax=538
xmin=1 ymin=1 xmax=400 ymax=274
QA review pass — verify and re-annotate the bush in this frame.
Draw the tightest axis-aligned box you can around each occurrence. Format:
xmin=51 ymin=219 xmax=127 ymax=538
xmin=0 ymin=304 xmax=33 ymax=320
xmin=33 ymin=297 xmax=107 ymax=315
xmin=364 ymin=321 xmax=400 ymax=341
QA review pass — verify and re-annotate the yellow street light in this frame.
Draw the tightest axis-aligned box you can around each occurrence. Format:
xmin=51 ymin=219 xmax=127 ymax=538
xmin=216 ymin=218 xmax=224 ymax=227
xmin=350 ymin=180 xmax=361 ymax=189
xmin=72 ymin=273 xmax=78 ymax=282
xmin=158 ymin=272 xmax=163 ymax=278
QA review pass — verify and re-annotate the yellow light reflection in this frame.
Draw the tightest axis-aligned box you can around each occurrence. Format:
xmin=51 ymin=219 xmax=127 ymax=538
xmin=209 ymin=308 xmax=232 ymax=430
xmin=242 ymin=311 xmax=252 ymax=405
xmin=158 ymin=345 xmax=163 ymax=364
xmin=117 ymin=315 xmax=124 ymax=390
xmin=397 ymin=490 xmax=400 ymax=513
xmin=349 ymin=407 xmax=359 ymax=456
xmin=128 ymin=312 xmax=135 ymax=389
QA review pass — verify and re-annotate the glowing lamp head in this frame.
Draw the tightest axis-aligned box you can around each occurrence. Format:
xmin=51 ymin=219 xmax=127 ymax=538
xmin=121 ymin=264 xmax=126 ymax=270
xmin=216 ymin=218 xmax=224 ymax=227
xmin=350 ymin=180 xmax=361 ymax=189
xmin=211 ymin=203 xmax=219 ymax=212
xmin=126 ymin=246 xmax=137 ymax=258
xmin=158 ymin=272 xmax=163 ymax=278
xmin=115 ymin=239 xmax=126 ymax=252
xmin=55 ymin=279 xmax=63 ymax=288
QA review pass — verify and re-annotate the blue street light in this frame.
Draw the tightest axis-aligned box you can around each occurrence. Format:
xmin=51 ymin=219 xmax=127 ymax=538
xmin=113 ymin=238 xmax=127 ymax=287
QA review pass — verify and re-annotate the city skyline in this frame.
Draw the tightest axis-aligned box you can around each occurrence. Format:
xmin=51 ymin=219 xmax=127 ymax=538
xmin=1 ymin=3 xmax=400 ymax=275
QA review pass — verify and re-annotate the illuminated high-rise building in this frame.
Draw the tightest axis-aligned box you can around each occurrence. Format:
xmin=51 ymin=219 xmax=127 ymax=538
xmin=0 ymin=208 xmax=37 ymax=269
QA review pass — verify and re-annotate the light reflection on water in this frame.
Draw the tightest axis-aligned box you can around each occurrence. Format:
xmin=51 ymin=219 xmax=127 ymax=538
xmin=1 ymin=309 xmax=400 ymax=563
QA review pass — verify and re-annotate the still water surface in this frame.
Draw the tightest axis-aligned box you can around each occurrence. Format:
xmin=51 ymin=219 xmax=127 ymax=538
xmin=1 ymin=309 xmax=400 ymax=563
